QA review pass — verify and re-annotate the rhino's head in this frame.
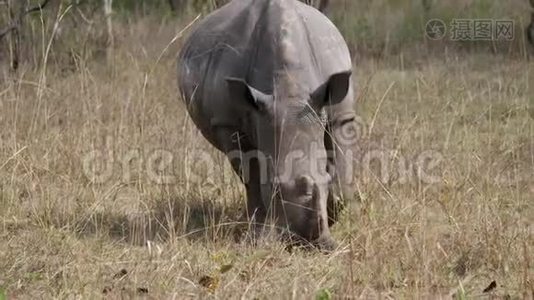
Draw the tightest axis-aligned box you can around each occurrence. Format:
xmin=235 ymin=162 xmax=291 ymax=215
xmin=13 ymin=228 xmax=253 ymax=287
xmin=226 ymin=70 xmax=351 ymax=250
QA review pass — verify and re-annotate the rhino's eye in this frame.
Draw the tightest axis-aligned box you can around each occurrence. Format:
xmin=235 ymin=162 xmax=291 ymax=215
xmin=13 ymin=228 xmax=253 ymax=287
xmin=296 ymin=106 xmax=315 ymax=122
xmin=339 ymin=116 xmax=355 ymax=127
xmin=295 ymin=105 xmax=327 ymax=125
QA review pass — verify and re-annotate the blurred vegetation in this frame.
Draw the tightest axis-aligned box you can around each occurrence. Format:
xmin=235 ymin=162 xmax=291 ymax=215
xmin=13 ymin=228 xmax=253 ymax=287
xmin=0 ymin=0 xmax=532 ymax=71
xmin=330 ymin=0 xmax=531 ymax=57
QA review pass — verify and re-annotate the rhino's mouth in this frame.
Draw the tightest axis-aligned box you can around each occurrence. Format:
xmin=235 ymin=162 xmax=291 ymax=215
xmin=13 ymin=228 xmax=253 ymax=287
xmin=276 ymin=181 xmax=327 ymax=239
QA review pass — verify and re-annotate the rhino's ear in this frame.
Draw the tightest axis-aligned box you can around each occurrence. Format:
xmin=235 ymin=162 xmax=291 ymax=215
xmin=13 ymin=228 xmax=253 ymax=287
xmin=312 ymin=70 xmax=352 ymax=106
xmin=226 ymin=77 xmax=272 ymax=112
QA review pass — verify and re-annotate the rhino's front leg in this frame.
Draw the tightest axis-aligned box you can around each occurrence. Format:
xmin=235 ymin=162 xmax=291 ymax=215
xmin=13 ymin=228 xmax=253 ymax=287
xmin=214 ymin=128 xmax=267 ymax=234
xmin=325 ymin=97 xmax=358 ymax=226
xmin=229 ymin=153 xmax=268 ymax=241
xmin=242 ymin=157 xmax=268 ymax=230
xmin=325 ymin=130 xmax=347 ymax=226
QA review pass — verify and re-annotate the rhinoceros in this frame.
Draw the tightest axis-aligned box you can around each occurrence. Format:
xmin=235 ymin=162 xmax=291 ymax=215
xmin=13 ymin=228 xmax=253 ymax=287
xmin=178 ymin=0 xmax=357 ymax=250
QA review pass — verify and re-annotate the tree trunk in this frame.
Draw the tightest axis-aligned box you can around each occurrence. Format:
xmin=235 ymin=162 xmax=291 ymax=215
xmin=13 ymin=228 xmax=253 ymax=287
xmin=103 ymin=0 xmax=113 ymax=62
xmin=6 ymin=0 xmax=22 ymax=70
xmin=302 ymin=0 xmax=330 ymax=14
xmin=168 ymin=0 xmax=187 ymax=14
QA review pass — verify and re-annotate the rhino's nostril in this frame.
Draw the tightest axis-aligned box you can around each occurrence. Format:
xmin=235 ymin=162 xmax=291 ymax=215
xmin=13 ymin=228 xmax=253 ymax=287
xmin=295 ymin=175 xmax=314 ymax=196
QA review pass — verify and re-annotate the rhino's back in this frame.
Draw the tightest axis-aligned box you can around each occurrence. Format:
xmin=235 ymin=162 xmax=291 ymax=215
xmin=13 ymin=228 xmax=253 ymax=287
xmin=291 ymin=0 xmax=352 ymax=75
xmin=177 ymin=0 xmax=352 ymax=145
xmin=179 ymin=0 xmax=350 ymax=93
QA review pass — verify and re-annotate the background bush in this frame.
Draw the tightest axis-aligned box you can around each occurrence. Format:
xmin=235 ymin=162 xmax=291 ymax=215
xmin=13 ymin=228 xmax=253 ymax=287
xmin=1 ymin=0 xmax=532 ymax=70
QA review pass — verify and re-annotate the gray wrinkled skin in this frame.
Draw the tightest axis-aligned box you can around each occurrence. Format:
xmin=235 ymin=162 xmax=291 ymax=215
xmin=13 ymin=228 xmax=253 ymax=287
xmin=178 ymin=0 xmax=356 ymax=250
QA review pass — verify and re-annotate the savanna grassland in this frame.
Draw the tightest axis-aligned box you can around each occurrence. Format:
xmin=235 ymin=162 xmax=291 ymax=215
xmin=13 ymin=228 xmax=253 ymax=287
xmin=0 ymin=0 xmax=533 ymax=298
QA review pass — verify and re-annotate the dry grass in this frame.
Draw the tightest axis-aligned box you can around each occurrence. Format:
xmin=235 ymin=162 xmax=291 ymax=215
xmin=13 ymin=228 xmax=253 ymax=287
xmin=0 ymin=15 xmax=533 ymax=299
